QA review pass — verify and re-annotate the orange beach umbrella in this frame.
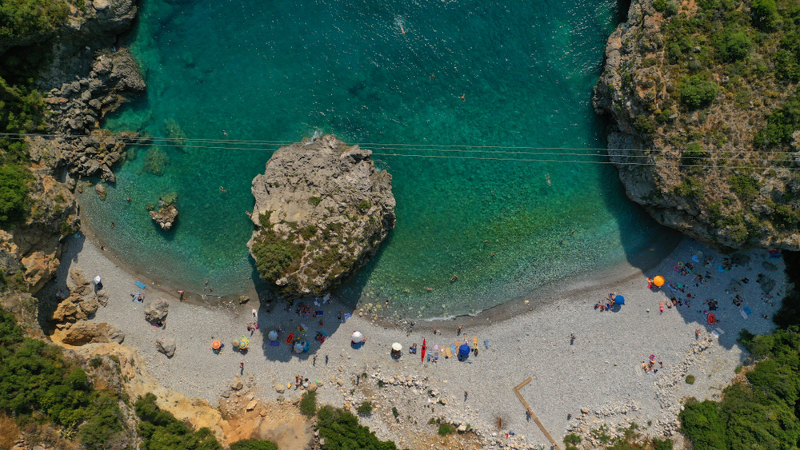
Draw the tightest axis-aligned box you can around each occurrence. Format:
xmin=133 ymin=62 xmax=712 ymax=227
xmin=653 ymin=276 xmax=665 ymax=287
xmin=212 ymin=340 xmax=221 ymax=350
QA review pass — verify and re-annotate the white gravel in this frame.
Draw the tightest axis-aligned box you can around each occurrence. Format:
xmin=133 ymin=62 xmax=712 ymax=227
xmin=54 ymin=235 xmax=785 ymax=448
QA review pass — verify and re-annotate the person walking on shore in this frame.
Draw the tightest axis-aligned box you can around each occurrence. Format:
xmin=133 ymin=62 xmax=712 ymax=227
xmin=239 ymin=362 xmax=244 ymax=374
xmin=312 ymin=355 xmax=317 ymax=366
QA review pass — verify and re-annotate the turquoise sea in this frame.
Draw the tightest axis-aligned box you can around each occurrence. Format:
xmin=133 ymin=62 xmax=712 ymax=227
xmin=79 ymin=0 xmax=667 ymax=318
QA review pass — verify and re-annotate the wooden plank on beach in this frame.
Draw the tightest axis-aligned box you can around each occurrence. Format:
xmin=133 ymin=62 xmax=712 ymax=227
xmin=513 ymin=378 xmax=562 ymax=450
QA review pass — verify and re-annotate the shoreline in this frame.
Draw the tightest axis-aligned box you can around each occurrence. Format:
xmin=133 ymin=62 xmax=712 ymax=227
xmin=53 ymin=226 xmax=788 ymax=448
xmin=78 ymin=198 xmax=683 ymax=327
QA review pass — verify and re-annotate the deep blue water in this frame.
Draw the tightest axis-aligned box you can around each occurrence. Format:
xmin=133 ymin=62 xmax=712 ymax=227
xmin=78 ymin=0 xmax=665 ymax=318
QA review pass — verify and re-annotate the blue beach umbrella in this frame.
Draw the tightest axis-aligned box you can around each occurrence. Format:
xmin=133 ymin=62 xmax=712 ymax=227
xmin=615 ymin=295 xmax=625 ymax=305
xmin=459 ymin=344 xmax=471 ymax=356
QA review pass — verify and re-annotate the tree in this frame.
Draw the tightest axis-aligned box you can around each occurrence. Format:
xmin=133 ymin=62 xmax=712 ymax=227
xmin=680 ymin=75 xmax=718 ymax=110
xmin=751 ymin=0 xmax=779 ymax=31
xmin=719 ymin=31 xmax=752 ymax=62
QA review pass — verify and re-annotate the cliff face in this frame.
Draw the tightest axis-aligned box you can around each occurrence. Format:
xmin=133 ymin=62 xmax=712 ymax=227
xmin=0 ymin=0 xmax=144 ymax=294
xmin=248 ymin=135 xmax=396 ymax=298
xmin=594 ymin=0 xmax=800 ymax=252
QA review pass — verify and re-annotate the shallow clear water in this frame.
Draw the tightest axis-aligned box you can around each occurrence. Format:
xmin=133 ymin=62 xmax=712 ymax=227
xmin=79 ymin=0 xmax=666 ymax=317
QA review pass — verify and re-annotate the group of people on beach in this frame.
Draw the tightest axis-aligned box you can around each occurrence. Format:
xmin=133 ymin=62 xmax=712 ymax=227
xmin=594 ymin=292 xmax=617 ymax=311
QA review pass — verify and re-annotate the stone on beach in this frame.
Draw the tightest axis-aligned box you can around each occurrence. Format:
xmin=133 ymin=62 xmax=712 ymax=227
xmin=144 ymin=299 xmax=169 ymax=323
xmin=156 ymin=338 xmax=176 ymax=358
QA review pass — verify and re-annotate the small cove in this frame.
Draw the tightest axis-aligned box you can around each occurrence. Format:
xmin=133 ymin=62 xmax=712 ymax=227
xmin=79 ymin=0 xmax=669 ymax=318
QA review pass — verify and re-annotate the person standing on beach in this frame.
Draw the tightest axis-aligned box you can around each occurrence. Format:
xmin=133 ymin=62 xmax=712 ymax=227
xmin=312 ymin=355 xmax=317 ymax=366
xmin=239 ymin=362 xmax=244 ymax=374
xmin=570 ymin=333 xmax=576 ymax=345
xmin=178 ymin=290 xmax=185 ymax=301
xmin=458 ymin=326 xmax=462 ymax=335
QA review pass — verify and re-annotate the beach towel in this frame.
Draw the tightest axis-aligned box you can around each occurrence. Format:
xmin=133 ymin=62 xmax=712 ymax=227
xmin=443 ymin=346 xmax=452 ymax=358
xmin=740 ymin=309 xmax=749 ymax=319
xmin=484 ymin=339 xmax=489 ymax=348
xmin=451 ymin=344 xmax=457 ymax=356
xmin=135 ymin=281 xmax=146 ymax=289
xmin=315 ymin=311 xmax=324 ymax=316
xmin=473 ymin=336 xmax=478 ymax=348
xmin=343 ymin=313 xmax=351 ymax=321
xmin=269 ymin=340 xmax=279 ymax=346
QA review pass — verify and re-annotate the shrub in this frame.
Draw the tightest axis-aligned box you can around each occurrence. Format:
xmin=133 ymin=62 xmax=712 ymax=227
xmin=653 ymin=0 xmax=667 ymax=12
xmin=685 ymin=374 xmax=696 ymax=384
xmin=357 ymin=401 xmax=373 ymax=415
xmin=564 ymin=433 xmax=582 ymax=447
xmin=299 ymin=391 xmax=316 ymax=417
xmin=676 ymin=176 xmax=703 ymax=198
xmin=682 ymin=142 xmax=705 ymax=167
xmin=729 ymin=174 xmax=759 ymax=201
xmin=308 ymin=196 xmax=322 ymax=206
xmin=299 ymin=224 xmax=317 ymax=240
xmin=754 ymin=90 xmax=800 ymax=147
xmin=651 ymin=438 xmax=673 ymax=450
xmin=681 ymin=75 xmax=718 ymax=110
xmin=633 ymin=114 xmax=654 ymax=134
xmin=357 ymin=200 xmax=371 ymax=211
xmin=438 ymin=424 xmax=454 ymax=436
xmin=718 ymin=31 xmax=752 ymax=62
xmin=0 ymin=163 xmax=32 ymax=225
xmin=230 ymin=439 xmax=278 ymax=450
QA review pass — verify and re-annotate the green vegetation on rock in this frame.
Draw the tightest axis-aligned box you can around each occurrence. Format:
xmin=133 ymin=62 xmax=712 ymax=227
xmin=0 ymin=161 xmax=32 ymax=225
xmin=0 ymin=0 xmax=68 ymax=39
xmin=299 ymin=391 xmax=316 ymax=416
xmin=316 ymin=405 xmax=399 ymax=450
xmin=230 ymin=439 xmax=278 ymax=450
xmin=135 ymin=392 xmax=223 ymax=450
xmin=0 ymin=308 xmax=128 ymax=448
xmin=250 ymin=228 xmax=303 ymax=282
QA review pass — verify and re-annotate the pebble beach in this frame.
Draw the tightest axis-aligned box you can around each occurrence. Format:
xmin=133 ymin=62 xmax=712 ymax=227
xmin=53 ymin=235 xmax=786 ymax=448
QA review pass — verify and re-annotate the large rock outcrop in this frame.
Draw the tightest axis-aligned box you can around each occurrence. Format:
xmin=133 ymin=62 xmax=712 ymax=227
xmin=247 ymin=135 xmax=395 ymax=298
xmin=594 ymin=0 xmax=800 ymax=252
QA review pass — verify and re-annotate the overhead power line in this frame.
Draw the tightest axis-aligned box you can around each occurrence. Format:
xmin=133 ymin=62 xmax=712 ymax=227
xmin=1 ymin=132 xmax=797 ymax=170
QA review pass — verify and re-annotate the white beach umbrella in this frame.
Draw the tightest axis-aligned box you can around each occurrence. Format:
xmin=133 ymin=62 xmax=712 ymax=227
xmin=391 ymin=343 xmax=402 ymax=351
xmin=93 ymin=275 xmax=102 ymax=285
xmin=268 ymin=330 xmax=278 ymax=341
xmin=352 ymin=331 xmax=363 ymax=343
xmin=294 ymin=342 xmax=304 ymax=353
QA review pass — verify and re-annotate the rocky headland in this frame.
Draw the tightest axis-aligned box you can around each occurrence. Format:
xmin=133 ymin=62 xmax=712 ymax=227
xmin=248 ymin=134 xmax=396 ymax=298
xmin=594 ymin=0 xmax=800 ymax=252
xmin=0 ymin=0 xmax=144 ymax=295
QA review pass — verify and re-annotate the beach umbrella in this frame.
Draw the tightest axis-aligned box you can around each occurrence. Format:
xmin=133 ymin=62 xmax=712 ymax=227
xmin=352 ymin=331 xmax=363 ymax=343
xmin=93 ymin=275 xmax=102 ymax=285
xmin=459 ymin=344 xmax=471 ymax=356
xmin=615 ymin=295 xmax=625 ymax=305
xmin=294 ymin=342 xmax=305 ymax=353
xmin=212 ymin=340 xmax=221 ymax=350
xmin=392 ymin=343 xmax=402 ymax=351
xmin=653 ymin=276 xmax=665 ymax=287
xmin=232 ymin=339 xmax=240 ymax=348
xmin=268 ymin=330 xmax=278 ymax=341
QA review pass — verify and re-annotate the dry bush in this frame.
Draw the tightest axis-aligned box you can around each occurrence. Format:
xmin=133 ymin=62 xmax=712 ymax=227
xmin=0 ymin=414 xmax=21 ymax=450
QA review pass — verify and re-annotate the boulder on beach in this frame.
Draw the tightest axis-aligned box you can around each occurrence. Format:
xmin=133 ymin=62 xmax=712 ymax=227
xmin=156 ymin=338 xmax=176 ymax=358
xmin=247 ymin=134 xmax=396 ymax=298
xmin=144 ymin=299 xmax=169 ymax=323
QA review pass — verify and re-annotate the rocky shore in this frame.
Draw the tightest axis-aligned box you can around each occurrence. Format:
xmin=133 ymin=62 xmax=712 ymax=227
xmin=248 ymin=134 xmax=396 ymax=298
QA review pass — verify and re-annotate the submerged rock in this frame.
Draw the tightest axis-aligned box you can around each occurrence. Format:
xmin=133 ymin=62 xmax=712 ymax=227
xmin=248 ymin=134 xmax=395 ymax=298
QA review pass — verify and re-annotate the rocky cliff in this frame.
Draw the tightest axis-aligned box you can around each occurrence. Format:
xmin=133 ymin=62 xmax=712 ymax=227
xmin=248 ymin=135 xmax=396 ymax=298
xmin=594 ymin=0 xmax=800 ymax=252
xmin=0 ymin=0 xmax=144 ymax=294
